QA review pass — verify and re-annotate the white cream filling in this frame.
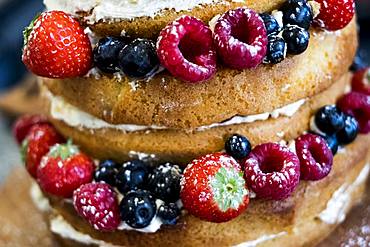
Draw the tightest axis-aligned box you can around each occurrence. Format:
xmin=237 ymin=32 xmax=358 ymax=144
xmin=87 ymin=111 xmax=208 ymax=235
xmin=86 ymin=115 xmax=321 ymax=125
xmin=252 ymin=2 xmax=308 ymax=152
xmin=233 ymin=232 xmax=287 ymax=247
xmin=44 ymin=0 xmax=243 ymax=23
xmin=318 ymin=163 xmax=370 ymax=225
xmin=47 ymin=90 xmax=306 ymax=133
xmin=51 ymin=215 xmax=121 ymax=247
xmin=30 ymin=182 xmax=51 ymax=212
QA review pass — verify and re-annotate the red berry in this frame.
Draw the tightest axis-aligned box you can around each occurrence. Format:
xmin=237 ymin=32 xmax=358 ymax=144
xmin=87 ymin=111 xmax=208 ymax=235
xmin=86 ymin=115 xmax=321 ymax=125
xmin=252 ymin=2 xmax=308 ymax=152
xmin=22 ymin=11 xmax=92 ymax=78
xmin=180 ymin=152 xmax=249 ymax=223
xmin=313 ymin=0 xmax=355 ymax=31
xmin=13 ymin=114 xmax=49 ymax=144
xmin=157 ymin=15 xmax=217 ymax=83
xmin=37 ymin=142 xmax=94 ymax=198
xmin=23 ymin=124 xmax=64 ymax=178
xmin=243 ymin=143 xmax=300 ymax=200
xmin=295 ymin=133 xmax=333 ymax=181
xmin=213 ymin=7 xmax=268 ymax=69
xmin=73 ymin=183 xmax=120 ymax=231
xmin=351 ymin=67 xmax=370 ymax=95
xmin=337 ymin=92 xmax=370 ymax=134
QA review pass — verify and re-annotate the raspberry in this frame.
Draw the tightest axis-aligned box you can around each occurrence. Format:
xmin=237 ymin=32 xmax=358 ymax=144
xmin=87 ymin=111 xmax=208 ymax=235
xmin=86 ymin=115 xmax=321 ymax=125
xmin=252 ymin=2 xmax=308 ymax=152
xmin=157 ymin=15 xmax=216 ymax=83
xmin=242 ymin=143 xmax=300 ymax=200
xmin=313 ymin=0 xmax=355 ymax=31
xmin=73 ymin=183 xmax=121 ymax=231
xmin=337 ymin=92 xmax=370 ymax=134
xmin=213 ymin=8 xmax=268 ymax=69
xmin=351 ymin=67 xmax=370 ymax=95
xmin=295 ymin=133 xmax=333 ymax=181
xmin=12 ymin=114 xmax=49 ymax=144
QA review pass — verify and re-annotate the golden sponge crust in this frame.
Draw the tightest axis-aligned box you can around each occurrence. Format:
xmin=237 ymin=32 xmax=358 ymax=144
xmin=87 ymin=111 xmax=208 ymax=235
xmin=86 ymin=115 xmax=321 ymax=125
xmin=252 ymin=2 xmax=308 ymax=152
xmin=84 ymin=0 xmax=286 ymax=39
xmin=43 ymin=20 xmax=357 ymax=129
xmin=47 ymin=73 xmax=350 ymax=164
xmin=49 ymin=134 xmax=370 ymax=247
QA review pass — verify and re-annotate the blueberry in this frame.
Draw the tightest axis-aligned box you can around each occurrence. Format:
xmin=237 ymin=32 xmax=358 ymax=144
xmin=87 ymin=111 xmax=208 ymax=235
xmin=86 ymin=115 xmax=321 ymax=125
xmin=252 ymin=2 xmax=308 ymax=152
xmin=282 ymin=25 xmax=310 ymax=55
xmin=315 ymin=105 xmax=346 ymax=135
xmin=147 ymin=163 xmax=182 ymax=202
xmin=225 ymin=134 xmax=252 ymax=160
xmin=336 ymin=115 xmax=359 ymax=145
xmin=115 ymin=160 xmax=149 ymax=194
xmin=281 ymin=0 xmax=313 ymax=30
xmin=93 ymin=37 xmax=127 ymax=73
xmin=94 ymin=160 xmax=118 ymax=186
xmin=119 ymin=190 xmax=156 ymax=229
xmin=118 ymin=38 xmax=159 ymax=78
xmin=260 ymin=13 xmax=281 ymax=35
xmin=265 ymin=35 xmax=286 ymax=64
xmin=350 ymin=53 xmax=367 ymax=72
xmin=157 ymin=203 xmax=180 ymax=225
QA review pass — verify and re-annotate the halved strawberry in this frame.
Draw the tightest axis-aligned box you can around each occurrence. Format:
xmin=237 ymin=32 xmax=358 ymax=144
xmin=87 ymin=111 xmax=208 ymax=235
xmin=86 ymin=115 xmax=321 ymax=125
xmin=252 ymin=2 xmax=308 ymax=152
xmin=180 ymin=152 xmax=249 ymax=223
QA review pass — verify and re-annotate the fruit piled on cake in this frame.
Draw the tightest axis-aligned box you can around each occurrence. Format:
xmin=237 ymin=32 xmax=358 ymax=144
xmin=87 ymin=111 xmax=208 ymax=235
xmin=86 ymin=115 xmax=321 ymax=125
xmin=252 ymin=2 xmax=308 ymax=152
xmin=14 ymin=0 xmax=370 ymax=246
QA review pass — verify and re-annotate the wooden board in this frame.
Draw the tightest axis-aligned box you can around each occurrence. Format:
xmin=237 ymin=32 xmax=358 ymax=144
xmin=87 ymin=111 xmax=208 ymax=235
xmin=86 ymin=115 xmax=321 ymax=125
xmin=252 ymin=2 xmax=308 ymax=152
xmin=0 ymin=168 xmax=369 ymax=247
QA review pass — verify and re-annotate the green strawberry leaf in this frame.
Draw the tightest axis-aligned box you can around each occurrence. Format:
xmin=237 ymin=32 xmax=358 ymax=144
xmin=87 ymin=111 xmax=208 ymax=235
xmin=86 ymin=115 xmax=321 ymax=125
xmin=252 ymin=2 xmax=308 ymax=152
xmin=23 ymin=13 xmax=40 ymax=47
xmin=48 ymin=139 xmax=79 ymax=160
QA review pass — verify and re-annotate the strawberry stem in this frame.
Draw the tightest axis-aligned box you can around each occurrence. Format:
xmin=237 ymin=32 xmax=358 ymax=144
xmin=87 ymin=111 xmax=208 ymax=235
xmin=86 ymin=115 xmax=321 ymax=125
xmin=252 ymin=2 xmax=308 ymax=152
xmin=210 ymin=167 xmax=248 ymax=212
xmin=23 ymin=13 xmax=40 ymax=47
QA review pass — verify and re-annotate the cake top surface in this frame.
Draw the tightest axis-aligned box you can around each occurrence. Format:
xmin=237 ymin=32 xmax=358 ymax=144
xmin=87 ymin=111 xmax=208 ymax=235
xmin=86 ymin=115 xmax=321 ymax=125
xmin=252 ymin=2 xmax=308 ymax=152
xmin=43 ymin=0 xmax=244 ymax=23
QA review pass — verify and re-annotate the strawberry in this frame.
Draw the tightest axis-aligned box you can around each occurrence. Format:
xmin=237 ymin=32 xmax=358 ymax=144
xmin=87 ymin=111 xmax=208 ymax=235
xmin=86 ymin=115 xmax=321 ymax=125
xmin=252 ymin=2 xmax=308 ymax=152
xmin=13 ymin=114 xmax=49 ymax=144
xmin=37 ymin=141 xmax=94 ymax=198
xmin=313 ymin=0 xmax=355 ymax=31
xmin=22 ymin=124 xmax=64 ymax=178
xmin=351 ymin=67 xmax=370 ymax=95
xmin=22 ymin=11 xmax=92 ymax=78
xmin=180 ymin=152 xmax=249 ymax=223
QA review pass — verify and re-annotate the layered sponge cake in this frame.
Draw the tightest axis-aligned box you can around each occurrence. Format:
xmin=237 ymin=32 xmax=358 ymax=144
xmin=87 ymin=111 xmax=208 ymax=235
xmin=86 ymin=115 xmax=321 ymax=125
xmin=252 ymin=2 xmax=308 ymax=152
xmin=15 ymin=0 xmax=370 ymax=246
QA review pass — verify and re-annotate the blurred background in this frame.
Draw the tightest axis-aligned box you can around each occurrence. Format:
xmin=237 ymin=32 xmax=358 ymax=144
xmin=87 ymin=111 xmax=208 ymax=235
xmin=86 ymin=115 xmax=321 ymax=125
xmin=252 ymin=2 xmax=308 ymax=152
xmin=0 ymin=0 xmax=369 ymax=182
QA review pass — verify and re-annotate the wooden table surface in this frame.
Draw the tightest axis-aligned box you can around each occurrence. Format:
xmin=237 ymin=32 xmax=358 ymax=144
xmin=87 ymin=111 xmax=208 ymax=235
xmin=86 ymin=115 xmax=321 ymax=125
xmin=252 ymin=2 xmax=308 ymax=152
xmin=0 ymin=168 xmax=369 ymax=247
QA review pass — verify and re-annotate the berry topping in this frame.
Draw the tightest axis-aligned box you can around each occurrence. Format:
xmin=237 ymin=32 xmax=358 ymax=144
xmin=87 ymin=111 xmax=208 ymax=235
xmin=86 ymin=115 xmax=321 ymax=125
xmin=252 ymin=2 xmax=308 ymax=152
xmin=73 ymin=183 xmax=120 ymax=231
xmin=336 ymin=115 xmax=359 ymax=145
xmin=22 ymin=124 xmax=64 ymax=178
xmin=120 ymin=190 xmax=157 ymax=229
xmin=180 ymin=153 xmax=249 ymax=223
xmin=337 ymin=92 xmax=370 ymax=134
xmin=213 ymin=8 xmax=268 ymax=69
xmin=243 ymin=143 xmax=300 ymax=200
xmin=157 ymin=203 xmax=181 ymax=225
xmin=282 ymin=25 xmax=310 ymax=55
xmin=148 ymin=163 xmax=182 ymax=202
xmin=13 ymin=114 xmax=48 ymax=144
xmin=260 ymin=13 xmax=281 ymax=35
xmin=225 ymin=134 xmax=252 ymax=160
xmin=115 ymin=160 xmax=149 ymax=194
xmin=313 ymin=0 xmax=355 ymax=31
xmin=351 ymin=67 xmax=370 ymax=95
xmin=350 ymin=54 xmax=367 ymax=72
xmin=295 ymin=133 xmax=333 ymax=181
xmin=314 ymin=105 xmax=346 ymax=135
xmin=118 ymin=38 xmax=159 ymax=78
xmin=22 ymin=11 xmax=92 ymax=78
xmin=156 ymin=15 xmax=216 ymax=83
xmin=281 ymin=0 xmax=313 ymax=30
xmin=37 ymin=141 xmax=94 ymax=198
xmin=264 ymin=34 xmax=287 ymax=64
xmin=94 ymin=160 xmax=118 ymax=186
xmin=320 ymin=134 xmax=339 ymax=155
xmin=93 ymin=37 xmax=127 ymax=73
